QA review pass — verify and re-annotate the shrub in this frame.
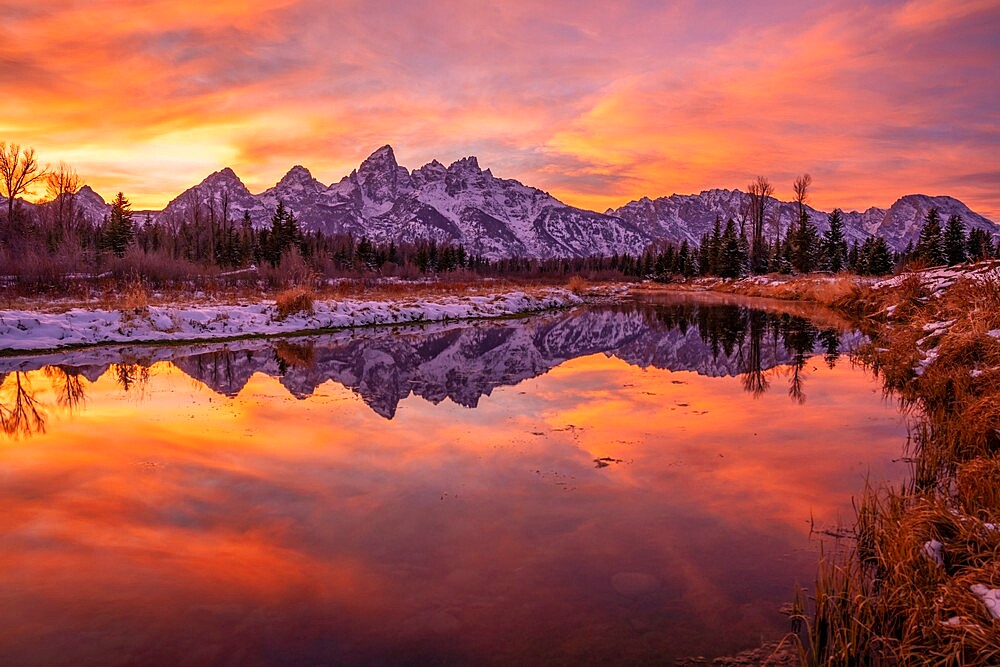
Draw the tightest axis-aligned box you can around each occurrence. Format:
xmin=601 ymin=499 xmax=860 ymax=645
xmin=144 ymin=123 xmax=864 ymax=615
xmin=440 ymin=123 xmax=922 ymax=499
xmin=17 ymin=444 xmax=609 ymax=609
xmin=274 ymin=287 xmax=314 ymax=320
xmin=565 ymin=275 xmax=588 ymax=294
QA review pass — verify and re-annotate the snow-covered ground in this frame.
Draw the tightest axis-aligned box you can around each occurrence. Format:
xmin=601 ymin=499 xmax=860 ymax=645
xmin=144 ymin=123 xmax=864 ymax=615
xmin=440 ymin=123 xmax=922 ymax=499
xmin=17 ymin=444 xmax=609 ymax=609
xmin=0 ymin=289 xmax=582 ymax=352
xmin=874 ymin=259 xmax=1000 ymax=297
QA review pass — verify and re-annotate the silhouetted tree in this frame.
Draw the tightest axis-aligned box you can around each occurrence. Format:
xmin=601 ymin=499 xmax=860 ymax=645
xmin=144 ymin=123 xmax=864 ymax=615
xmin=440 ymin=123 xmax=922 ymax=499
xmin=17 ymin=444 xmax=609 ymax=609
xmin=914 ymin=208 xmax=945 ymax=266
xmin=746 ymin=176 xmax=774 ymax=273
xmin=820 ymin=209 xmax=848 ymax=272
xmin=943 ymin=214 xmax=967 ymax=265
xmin=104 ymin=192 xmax=134 ymax=257
xmin=0 ymin=142 xmax=47 ymax=225
xmin=719 ymin=218 xmax=746 ymax=278
xmin=789 ymin=209 xmax=820 ymax=273
xmin=966 ymin=228 xmax=995 ymax=262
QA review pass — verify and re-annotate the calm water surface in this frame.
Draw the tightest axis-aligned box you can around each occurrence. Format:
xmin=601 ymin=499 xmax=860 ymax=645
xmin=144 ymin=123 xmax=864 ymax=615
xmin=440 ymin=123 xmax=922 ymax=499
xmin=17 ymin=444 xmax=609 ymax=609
xmin=0 ymin=294 xmax=909 ymax=666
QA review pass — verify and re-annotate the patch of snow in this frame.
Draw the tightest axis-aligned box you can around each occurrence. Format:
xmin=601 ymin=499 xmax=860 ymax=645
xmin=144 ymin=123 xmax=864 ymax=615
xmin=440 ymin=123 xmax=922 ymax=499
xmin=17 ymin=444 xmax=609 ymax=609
xmin=922 ymin=539 xmax=944 ymax=566
xmin=914 ymin=347 xmax=939 ymax=376
xmin=921 ymin=319 xmax=955 ymax=333
xmin=0 ymin=289 xmax=582 ymax=352
xmin=970 ymin=584 xmax=1000 ymax=620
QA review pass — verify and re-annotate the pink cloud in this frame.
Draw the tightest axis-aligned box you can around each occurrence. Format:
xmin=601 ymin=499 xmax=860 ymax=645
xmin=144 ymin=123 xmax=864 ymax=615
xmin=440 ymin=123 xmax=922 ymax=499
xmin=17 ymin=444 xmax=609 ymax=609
xmin=2 ymin=0 xmax=997 ymax=217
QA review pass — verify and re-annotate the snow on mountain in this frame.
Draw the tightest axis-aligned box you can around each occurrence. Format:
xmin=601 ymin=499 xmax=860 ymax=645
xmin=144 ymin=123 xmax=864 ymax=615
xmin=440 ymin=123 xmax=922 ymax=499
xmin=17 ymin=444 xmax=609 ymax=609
xmin=56 ymin=145 xmax=996 ymax=257
xmin=158 ymin=167 xmax=268 ymax=224
xmin=869 ymin=195 xmax=999 ymax=250
xmin=610 ymin=189 xmax=1000 ymax=253
xmin=149 ymin=146 xmax=647 ymax=259
xmin=70 ymin=185 xmax=111 ymax=222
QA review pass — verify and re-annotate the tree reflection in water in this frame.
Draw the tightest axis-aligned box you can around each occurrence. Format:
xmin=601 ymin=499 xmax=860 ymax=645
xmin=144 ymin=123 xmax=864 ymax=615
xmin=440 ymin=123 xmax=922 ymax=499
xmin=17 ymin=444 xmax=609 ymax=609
xmin=0 ymin=300 xmax=847 ymax=440
xmin=0 ymin=372 xmax=47 ymax=438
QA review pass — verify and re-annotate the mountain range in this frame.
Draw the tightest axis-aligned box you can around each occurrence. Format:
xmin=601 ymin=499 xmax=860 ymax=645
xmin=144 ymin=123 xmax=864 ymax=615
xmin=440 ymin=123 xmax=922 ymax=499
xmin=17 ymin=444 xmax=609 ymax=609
xmin=17 ymin=145 xmax=1000 ymax=258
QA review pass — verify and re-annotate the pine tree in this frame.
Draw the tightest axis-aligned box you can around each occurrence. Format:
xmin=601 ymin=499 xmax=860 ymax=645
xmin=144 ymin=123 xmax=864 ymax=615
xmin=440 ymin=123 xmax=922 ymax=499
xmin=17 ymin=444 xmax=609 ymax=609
xmin=820 ymin=209 xmax=848 ymax=272
xmin=914 ymin=208 xmax=946 ymax=266
xmin=789 ymin=209 xmax=819 ymax=273
xmin=697 ymin=234 xmax=710 ymax=275
xmin=718 ymin=218 xmax=746 ymax=279
xmin=943 ymin=214 xmax=967 ymax=265
xmin=105 ymin=192 xmax=134 ymax=257
xmin=966 ymin=228 xmax=995 ymax=262
xmin=708 ymin=216 xmax=722 ymax=276
xmin=867 ymin=237 xmax=894 ymax=275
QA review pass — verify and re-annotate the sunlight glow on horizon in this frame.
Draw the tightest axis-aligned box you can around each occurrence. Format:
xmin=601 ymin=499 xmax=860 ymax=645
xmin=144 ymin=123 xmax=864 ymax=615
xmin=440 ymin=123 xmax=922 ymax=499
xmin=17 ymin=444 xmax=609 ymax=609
xmin=4 ymin=0 xmax=998 ymax=217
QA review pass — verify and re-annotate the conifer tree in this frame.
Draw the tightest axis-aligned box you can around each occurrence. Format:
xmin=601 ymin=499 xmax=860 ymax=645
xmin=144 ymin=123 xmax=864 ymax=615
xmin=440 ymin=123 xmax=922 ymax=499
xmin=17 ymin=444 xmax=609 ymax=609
xmin=867 ymin=237 xmax=894 ymax=275
xmin=718 ymin=218 xmax=745 ymax=279
xmin=708 ymin=216 xmax=722 ymax=275
xmin=943 ymin=214 xmax=966 ymax=265
xmin=105 ymin=192 xmax=134 ymax=257
xmin=914 ymin=208 xmax=946 ymax=266
xmin=789 ymin=209 xmax=819 ymax=273
xmin=820 ymin=209 xmax=848 ymax=272
xmin=966 ymin=228 xmax=995 ymax=262
xmin=847 ymin=241 xmax=860 ymax=273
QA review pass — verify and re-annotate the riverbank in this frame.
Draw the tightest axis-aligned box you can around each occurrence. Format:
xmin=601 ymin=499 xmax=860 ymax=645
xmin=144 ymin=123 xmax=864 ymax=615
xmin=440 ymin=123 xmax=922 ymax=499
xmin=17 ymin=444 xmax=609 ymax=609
xmin=662 ymin=262 xmax=1000 ymax=662
xmin=0 ymin=286 xmax=585 ymax=353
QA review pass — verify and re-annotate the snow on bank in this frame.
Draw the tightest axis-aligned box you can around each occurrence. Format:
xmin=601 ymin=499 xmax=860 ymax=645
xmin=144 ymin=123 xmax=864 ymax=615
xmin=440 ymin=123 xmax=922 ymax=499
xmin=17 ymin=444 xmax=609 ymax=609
xmin=875 ymin=260 xmax=1000 ymax=298
xmin=0 ymin=289 xmax=582 ymax=352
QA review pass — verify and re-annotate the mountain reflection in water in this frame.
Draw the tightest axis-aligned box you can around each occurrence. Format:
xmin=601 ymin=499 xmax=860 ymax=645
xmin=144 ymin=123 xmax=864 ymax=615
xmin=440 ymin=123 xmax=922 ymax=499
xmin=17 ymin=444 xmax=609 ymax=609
xmin=1 ymin=299 xmax=857 ymax=437
xmin=0 ymin=295 xmax=906 ymax=666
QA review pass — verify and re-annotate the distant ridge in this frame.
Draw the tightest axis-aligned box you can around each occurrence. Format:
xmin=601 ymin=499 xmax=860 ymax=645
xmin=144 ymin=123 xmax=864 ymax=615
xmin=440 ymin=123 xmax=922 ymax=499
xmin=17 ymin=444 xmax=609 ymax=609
xmin=17 ymin=145 xmax=1000 ymax=259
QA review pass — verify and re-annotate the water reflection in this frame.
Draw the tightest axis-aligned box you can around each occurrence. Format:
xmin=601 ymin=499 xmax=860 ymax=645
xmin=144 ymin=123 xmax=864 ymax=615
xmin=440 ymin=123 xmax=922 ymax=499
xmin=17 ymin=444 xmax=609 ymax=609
xmin=0 ymin=295 xmax=904 ymax=665
xmin=0 ymin=371 xmax=46 ymax=438
xmin=1 ymin=298 xmax=855 ymax=437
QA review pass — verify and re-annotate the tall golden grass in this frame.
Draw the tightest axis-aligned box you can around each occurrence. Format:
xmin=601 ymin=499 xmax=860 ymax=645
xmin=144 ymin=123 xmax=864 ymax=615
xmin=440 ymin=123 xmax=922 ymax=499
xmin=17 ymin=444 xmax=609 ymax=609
xmin=794 ymin=267 xmax=1000 ymax=663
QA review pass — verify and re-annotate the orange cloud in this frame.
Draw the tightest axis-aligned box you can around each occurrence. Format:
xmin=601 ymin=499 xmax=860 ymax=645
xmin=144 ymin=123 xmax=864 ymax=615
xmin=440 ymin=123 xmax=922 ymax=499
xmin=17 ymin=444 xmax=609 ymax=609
xmin=2 ymin=1 xmax=997 ymax=216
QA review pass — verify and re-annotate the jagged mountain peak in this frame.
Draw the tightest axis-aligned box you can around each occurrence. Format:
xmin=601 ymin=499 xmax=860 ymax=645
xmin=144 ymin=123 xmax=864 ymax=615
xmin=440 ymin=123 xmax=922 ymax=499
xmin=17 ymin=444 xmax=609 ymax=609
xmin=143 ymin=147 xmax=997 ymax=259
xmin=279 ymin=164 xmax=316 ymax=184
xmin=75 ymin=185 xmax=106 ymax=205
xmin=447 ymin=156 xmax=481 ymax=173
xmin=197 ymin=167 xmax=249 ymax=192
xmin=413 ymin=159 xmax=447 ymax=180
xmin=358 ymin=145 xmax=399 ymax=173
xmin=268 ymin=165 xmax=325 ymax=196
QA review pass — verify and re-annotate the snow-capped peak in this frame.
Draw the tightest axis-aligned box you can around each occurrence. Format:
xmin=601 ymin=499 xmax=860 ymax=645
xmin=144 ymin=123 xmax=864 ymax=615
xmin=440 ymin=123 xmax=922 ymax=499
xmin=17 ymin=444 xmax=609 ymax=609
xmin=145 ymin=148 xmax=998 ymax=259
xmin=75 ymin=185 xmax=107 ymax=206
xmin=278 ymin=165 xmax=317 ymax=186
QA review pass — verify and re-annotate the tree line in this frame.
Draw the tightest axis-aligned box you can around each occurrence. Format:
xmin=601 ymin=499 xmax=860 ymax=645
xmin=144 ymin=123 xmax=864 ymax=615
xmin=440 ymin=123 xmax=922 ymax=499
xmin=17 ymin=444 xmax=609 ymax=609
xmin=1 ymin=145 xmax=996 ymax=286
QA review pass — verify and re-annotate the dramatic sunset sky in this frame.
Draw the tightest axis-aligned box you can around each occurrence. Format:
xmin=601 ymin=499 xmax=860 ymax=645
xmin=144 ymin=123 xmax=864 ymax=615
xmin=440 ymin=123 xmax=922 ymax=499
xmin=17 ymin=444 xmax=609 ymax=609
xmin=3 ymin=0 xmax=998 ymax=217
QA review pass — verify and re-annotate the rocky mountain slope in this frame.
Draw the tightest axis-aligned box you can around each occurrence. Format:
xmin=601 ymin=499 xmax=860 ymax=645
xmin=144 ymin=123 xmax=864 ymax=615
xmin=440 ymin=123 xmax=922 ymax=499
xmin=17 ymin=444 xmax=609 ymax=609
xmin=9 ymin=145 xmax=998 ymax=257
xmin=156 ymin=146 xmax=647 ymax=259
xmin=153 ymin=147 xmax=1000 ymax=256
xmin=608 ymin=190 xmax=999 ymax=252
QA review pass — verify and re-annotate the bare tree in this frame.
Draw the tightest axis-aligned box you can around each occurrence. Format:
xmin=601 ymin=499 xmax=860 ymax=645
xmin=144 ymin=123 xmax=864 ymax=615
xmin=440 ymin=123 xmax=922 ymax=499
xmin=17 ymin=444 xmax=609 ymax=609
xmin=746 ymin=176 xmax=774 ymax=274
xmin=0 ymin=142 xmax=48 ymax=224
xmin=0 ymin=372 xmax=47 ymax=438
xmin=793 ymin=173 xmax=812 ymax=220
xmin=45 ymin=161 xmax=81 ymax=231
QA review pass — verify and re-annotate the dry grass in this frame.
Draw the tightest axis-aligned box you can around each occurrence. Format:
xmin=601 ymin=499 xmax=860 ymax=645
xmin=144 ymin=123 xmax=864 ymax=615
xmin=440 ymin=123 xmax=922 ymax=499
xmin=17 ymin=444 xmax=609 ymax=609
xmin=694 ymin=273 xmax=864 ymax=307
xmin=565 ymin=275 xmax=589 ymax=294
xmin=112 ymin=278 xmax=150 ymax=326
xmin=5 ymin=275 xmax=582 ymax=314
xmin=274 ymin=287 xmax=315 ymax=320
xmin=796 ymin=263 xmax=1000 ymax=664
xmin=120 ymin=279 xmax=150 ymax=312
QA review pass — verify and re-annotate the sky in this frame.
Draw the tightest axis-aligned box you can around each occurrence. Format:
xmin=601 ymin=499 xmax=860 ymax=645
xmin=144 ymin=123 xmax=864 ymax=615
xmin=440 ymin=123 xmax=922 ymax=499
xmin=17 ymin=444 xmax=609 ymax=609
xmin=2 ymin=0 xmax=998 ymax=217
